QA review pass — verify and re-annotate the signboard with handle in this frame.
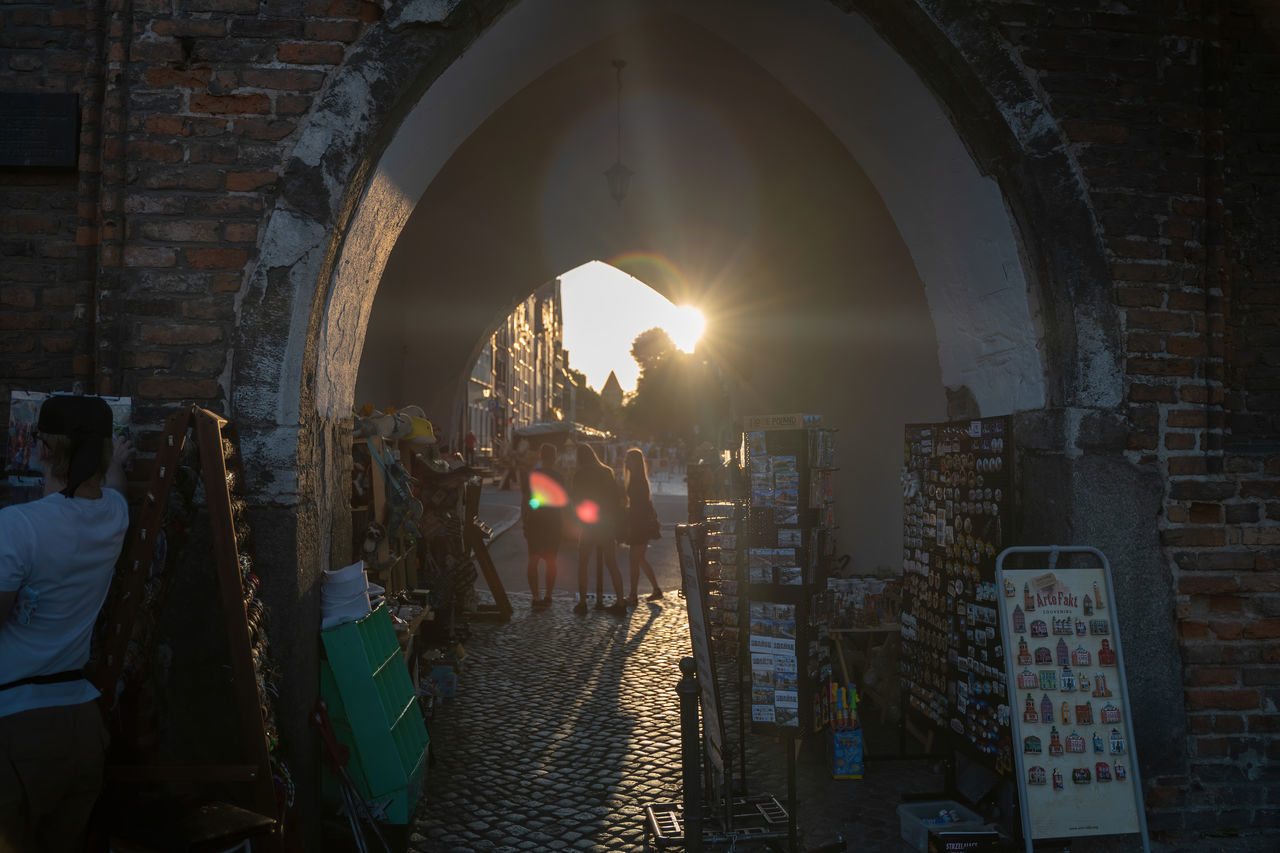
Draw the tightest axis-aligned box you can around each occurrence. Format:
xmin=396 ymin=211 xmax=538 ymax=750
xmin=996 ymin=546 xmax=1150 ymax=852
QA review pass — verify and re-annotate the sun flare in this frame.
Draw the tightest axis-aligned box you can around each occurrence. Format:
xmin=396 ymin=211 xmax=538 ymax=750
xmin=669 ymin=305 xmax=707 ymax=353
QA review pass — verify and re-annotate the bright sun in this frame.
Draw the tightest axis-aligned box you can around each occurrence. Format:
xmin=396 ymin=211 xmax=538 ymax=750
xmin=559 ymin=261 xmax=707 ymax=393
xmin=667 ymin=305 xmax=707 ymax=353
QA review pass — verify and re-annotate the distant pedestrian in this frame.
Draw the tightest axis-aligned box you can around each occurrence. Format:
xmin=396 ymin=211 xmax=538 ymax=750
xmin=464 ymin=430 xmax=477 ymax=467
xmin=499 ymin=438 xmax=527 ymax=490
xmin=570 ymin=444 xmax=625 ymax=615
xmin=623 ymin=447 xmax=662 ymax=605
xmin=522 ymin=443 xmax=563 ymax=609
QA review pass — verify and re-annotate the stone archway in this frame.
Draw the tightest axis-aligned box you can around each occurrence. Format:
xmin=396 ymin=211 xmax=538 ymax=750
xmin=231 ymin=0 xmax=1178 ymax=831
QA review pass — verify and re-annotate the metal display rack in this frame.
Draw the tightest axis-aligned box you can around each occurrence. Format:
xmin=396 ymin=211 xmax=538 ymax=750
xmin=742 ymin=414 xmax=836 ymax=737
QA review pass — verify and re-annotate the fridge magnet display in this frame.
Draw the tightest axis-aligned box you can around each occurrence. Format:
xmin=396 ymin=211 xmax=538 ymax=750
xmin=996 ymin=546 xmax=1150 ymax=852
xmin=901 ymin=416 xmax=1014 ymax=772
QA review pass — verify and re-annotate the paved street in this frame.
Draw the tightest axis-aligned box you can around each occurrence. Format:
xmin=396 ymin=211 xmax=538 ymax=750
xmin=409 ymin=475 xmax=944 ymax=852
xmin=406 ymin=475 xmax=1269 ymax=852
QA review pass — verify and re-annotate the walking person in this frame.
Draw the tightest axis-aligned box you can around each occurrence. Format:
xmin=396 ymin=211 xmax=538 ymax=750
xmin=570 ymin=444 xmax=626 ymax=615
xmin=623 ymin=447 xmax=663 ymax=605
xmin=521 ymin=443 xmax=563 ymax=609
xmin=1 ymin=395 xmax=133 ymax=853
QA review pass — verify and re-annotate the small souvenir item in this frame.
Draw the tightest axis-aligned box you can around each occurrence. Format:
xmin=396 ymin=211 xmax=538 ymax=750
xmin=1099 ymin=639 xmax=1117 ymax=667
xmin=1072 ymin=767 xmax=1092 ymax=784
xmin=1060 ymin=667 xmax=1076 ymax=692
xmin=1004 ymin=578 xmax=1016 ymax=597
xmin=1024 ymin=694 xmax=1039 ymax=723
xmin=1093 ymin=674 xmax=1112 ymax=697
xmin=1072 ymin=645 xmax=1092 ymax=666
xmin=1039 ymin=670 xmax=1058 ymax=690
xmin=1076 ymin=702 xmax=1093 ymax=725
xmin=1013 ymin=606 xmax=1026 ymax=633
xmin=1066 ymin=731 xmax=1085 ymax=753
xmin=1090 ymin=619 xmax=1109 ymax=635
xmin=1028 ymin=765 xmax=1047 ymax=785
xmin=1093 ymin=731 xmax=1105 ymax=753
xmin=1031 ymin=619 xmax=1048 ymax=638
xmin=1078 ymin=673 xmax=1091 ymax=693
xmin=1095 ymin=762 xmax=1112 ymax=782
xmin=1082 ymin=594 xmax=1093 ymax=616
xmin=1048 ymin=726 xmax=1063 ymax=756
xmin=1024 ymin=583 xmax=1036 ymax=611
xmin=1114 ymin=764 xmax=1126 ymax=780
xmin=1101 ymin=703 xmax=1121 ymax=724
xmin=1017 ymin=637 xmax=1032 ymax=666
xmin=1056 ymin=638 xmax=1070 ymax=666
xmin=1040 ymin=694 xmax=1054 ymax=723
xmin=1018 ymin=669 xmax=1038 ymax=689
xmin=1035 ymin=646 xmax=1053 ymax=665
xmin=1075 ymin=619 xmax=1088 ymax=636
xmin=1109 ymin=729 xmax=1126 ymax=754
xmin=1053 ymin=616 xmax=1074 ymax=636
xmin=1061 ymin=701 xmax=1072 ymax=725
xmin=1024 ymin=735 xmax=1042 ymax=754
xmin=1052 ymin=768 xmax=1064 ymax=790
xmin=1093 ymin=581 xmax=1104 ymax=609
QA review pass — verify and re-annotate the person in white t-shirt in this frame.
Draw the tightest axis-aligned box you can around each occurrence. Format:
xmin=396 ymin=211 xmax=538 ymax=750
xmin=0 ymin=395 xmax=132 ymax=853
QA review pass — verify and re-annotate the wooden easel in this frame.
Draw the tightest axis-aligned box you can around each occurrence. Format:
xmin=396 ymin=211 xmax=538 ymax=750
xmin=463 ymin=478 xmax=512 ymax=621
xmin=90 ymin=406 xmax=280 ymax=848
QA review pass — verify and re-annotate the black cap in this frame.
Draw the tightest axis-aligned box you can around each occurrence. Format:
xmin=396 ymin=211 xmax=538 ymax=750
xmin=37 ymin=395 xmax=114 ymax=498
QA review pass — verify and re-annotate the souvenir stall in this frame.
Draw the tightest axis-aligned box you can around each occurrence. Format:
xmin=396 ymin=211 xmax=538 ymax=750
xmin=316 ymin=403 xmax=511 ymax=848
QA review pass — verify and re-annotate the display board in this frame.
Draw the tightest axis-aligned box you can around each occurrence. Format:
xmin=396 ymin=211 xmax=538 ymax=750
xmin=677 ymin=523 xmax=726 ymax=807
xmin=743 ymin=415 xmax=834 ymax=735
xmin=900 ymin=416 xmax=1013 ymax=772
xmin=995 ymin=546 xmax=1150 ymax=852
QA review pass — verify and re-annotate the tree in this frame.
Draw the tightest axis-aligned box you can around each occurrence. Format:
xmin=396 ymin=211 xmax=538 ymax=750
xmin=567 ymin=368 xmax=605 ymax=429
xmin=629 ymin=327 xmax=677 ymax=377
xmin=622 ymin=341 xmax=729 ymax=447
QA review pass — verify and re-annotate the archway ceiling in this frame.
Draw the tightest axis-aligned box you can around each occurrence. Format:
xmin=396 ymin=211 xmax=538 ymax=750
xmin=352 ymin=1 xmax=1043 ymax=430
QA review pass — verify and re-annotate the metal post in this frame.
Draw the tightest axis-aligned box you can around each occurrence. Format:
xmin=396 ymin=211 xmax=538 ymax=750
xmin=677 ymin=657 xmax=704 ymax=853
xmin=787 ymin=739 xmax=798 ymax=853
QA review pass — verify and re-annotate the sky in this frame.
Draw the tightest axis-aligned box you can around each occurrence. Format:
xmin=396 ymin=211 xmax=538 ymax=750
xmin=559 ymin=261 xmax=704 ymax=394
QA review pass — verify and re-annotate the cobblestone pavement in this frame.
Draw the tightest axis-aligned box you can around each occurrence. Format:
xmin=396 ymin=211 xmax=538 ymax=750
xmin=409 ymin=491 xmax=1280 ymax=853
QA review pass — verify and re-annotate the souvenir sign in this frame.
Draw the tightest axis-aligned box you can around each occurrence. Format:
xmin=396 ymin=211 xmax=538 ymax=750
xmin=996 ymin=546 xmax=1149 ymax=852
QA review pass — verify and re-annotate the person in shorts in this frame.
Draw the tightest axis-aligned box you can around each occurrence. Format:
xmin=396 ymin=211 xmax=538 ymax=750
xmin=522 ymin=443 xmax=564 ymax=608
xmin=0 ymin=395 xmax=133 ymax=852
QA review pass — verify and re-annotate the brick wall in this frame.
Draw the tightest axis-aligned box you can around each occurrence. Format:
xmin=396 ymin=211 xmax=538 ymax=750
xmin=985 ymin=0 xmax=1280 ymax=834
xmin=0 ymin=0 xmax=384 ymax=433
xmin=1 ymin=0 xmax=1278 ymax=837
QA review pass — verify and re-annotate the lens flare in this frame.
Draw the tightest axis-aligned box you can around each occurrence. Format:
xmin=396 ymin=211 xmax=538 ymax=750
xmin=575 ymin=500 xmax=600 ymax=525
xmin=528 ymin=470 xmax=568 ymax=509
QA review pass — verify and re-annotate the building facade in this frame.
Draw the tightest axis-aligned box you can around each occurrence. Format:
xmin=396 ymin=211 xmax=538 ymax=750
xmin=466 ymin=279 xmax=567 ymax=460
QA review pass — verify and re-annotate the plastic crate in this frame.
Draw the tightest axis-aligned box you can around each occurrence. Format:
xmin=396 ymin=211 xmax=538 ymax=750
xmin=321 ymin=605 xmax=429 ymax=822
xmin=897 ymin=800 xmax=985 ymax=853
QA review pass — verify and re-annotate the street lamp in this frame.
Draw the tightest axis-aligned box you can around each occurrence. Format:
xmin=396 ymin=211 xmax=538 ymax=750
xmin=604 ymin=59 xmax=633 ymax=207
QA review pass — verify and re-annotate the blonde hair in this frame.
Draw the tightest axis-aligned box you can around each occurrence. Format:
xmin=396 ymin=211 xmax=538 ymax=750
xmin=41 ymin=434 xmax=112 ymax=483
